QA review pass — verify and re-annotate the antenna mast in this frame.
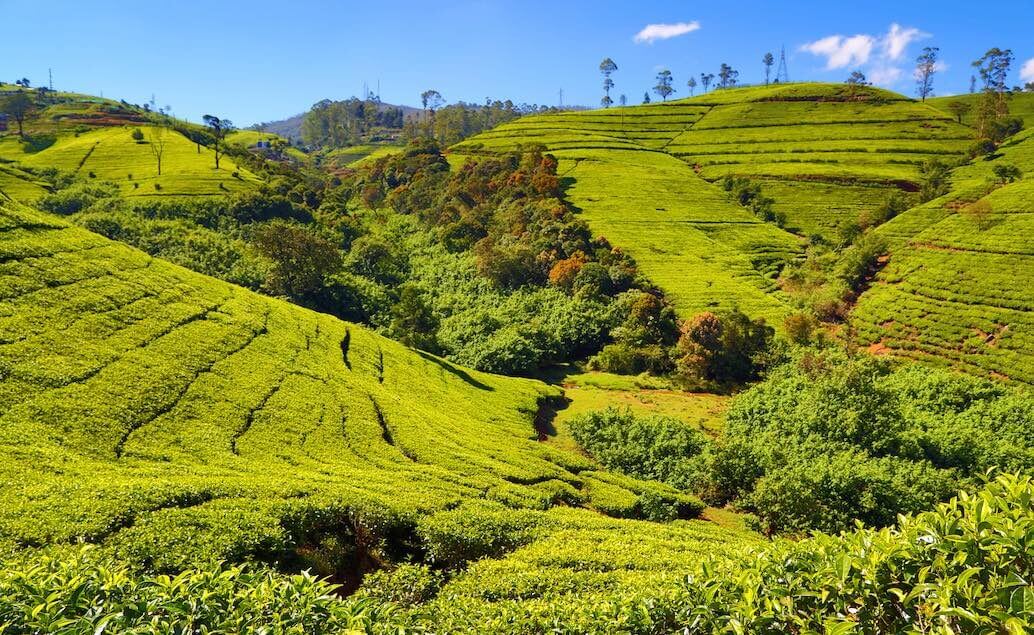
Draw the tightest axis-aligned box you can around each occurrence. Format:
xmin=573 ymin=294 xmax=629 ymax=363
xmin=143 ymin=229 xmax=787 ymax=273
xmin=776 ymin=46 xmax=790 ymax=83
xmin=48 ymin=68 xmax=53 ymax=91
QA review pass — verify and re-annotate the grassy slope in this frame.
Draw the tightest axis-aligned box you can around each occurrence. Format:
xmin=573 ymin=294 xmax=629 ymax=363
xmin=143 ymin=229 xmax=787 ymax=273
xmin=851 ymin=128 xmax=1034 ymax=383
xmin=455 ymin=83 xmax=971 ymax=329
xmin=0 ymin=200 xmax=744 ymax=589
xmin=0 ymin=92 xmax=263 ymax=201
xmin=928 ymin=91 xmax=1034 ymax=129
xmin=0 ymin=126 xmax=260 ymax=199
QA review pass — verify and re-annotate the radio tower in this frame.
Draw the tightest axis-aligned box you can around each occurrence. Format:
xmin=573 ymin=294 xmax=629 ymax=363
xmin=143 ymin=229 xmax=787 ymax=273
xmin=776 ymin=46 xmax=790 ymax=84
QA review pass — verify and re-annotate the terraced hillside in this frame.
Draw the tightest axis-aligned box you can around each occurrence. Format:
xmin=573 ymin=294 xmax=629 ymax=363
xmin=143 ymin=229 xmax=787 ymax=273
xmin=0 ymin=200 xmax=724 ymax=585
xmin=929 ymin=91 xmax=1034 ymax=129
xmin=455 ymin=83 xmax=972 ymax=326
xmin=0 ymin=91 xmax=261 ymax=201
xmin=851 ymin=128 xmax=1034 ymax=384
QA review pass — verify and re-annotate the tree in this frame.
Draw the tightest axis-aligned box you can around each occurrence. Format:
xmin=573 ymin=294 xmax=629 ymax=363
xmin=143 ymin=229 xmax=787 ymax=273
xmin=972 ymin=48 xmax=1013 ymax=93
xmin=991 ymin=163 xmax=1021 ymax=184
xmin=202 ymin=114 xmax=233 ymax=170
xmin=946 ymin=100 xmax=971 ymax=124
xmin=915 ymin=46 xmax=939 ymax=101
xmin=687 ymin=77 xmax=697 ymax=96
xmin=653 ymin=69 xmax=674 ymax=101
xmin=1 ymin=91 xmax=33 ymax=137
xmin=846 ymin=70 xmax=869 ymax=85
xmin=253 ymin=221 xmax=341 ymax=303
xmin=763 ymin=52 xmax=775 ymax=85
xmin=700 ymin=73 xmax=714 ymax=93
xmin=969 ymin=75 xmax=977 ymax=94
xmin=717 ymin=64 xmax=738 ymax=89
xmin=642 ymin=92 xmax=651 ymax=104
xmin=599 ymin=58 xmax=618 ymax=108
xmin=15 ymin=78 xmax=29 ymax=87
xmin=148 ymin=125 xmax=168 ymax=176
xmin=619 ymin=94 xmax=627 ymax=107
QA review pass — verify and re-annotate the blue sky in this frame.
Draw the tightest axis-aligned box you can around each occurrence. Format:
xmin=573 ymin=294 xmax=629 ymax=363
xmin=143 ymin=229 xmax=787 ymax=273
xmin=2 ymin=1 xmax=1033 ymax=126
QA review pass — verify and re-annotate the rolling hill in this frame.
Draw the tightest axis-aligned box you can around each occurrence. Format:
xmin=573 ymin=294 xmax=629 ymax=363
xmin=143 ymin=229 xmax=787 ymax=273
xmin=0 ymin=198 xmax=723 ymax=587
xmin=851 ymin=126 xmax=1034 ymax=383
xmin=456 ymin=83 xmax=1034 ymax=383
xmin=455 ymin=83 xmax=973 ymax=330
xmin=0 ymin=90 xmax=262 ymax=201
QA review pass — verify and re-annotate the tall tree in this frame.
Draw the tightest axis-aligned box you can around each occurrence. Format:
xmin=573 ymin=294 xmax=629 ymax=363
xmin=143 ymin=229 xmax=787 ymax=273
xmin=718 ymin=64 xmax=738 ymax=89
xmin=687 ymin=76 xmax=697 ymax=96
xmin=972 ymin=48 xmax=1013 ymax=92
xmin=420 ymin=89 xmax=444 ymax=136
xmin=148 ymin=125 xmax=168 ymax=176
xmin=969 ymin=75 xmax=977 ymax=94
xmin=763 ymin=52 xmax=775 ymax=85
xmin=915 ymin=47 xmax=939 ymax=101
xmin=599 ymin=58 xmax=618 ymax=108
xmin=700 ymin=73 xmax=714 ymax=93
xmin=202 ymin=114 xmax=233 ymax=170
xmin=642 ymin=92 xmax=651 ymax=104
xmin=653 ymin=69 xmax=675 ymax=101
xmin=0 ymin=91 xmax=33 ymax=137
xmin=972 ymin=48 xmax=1014 ymax=140
xmin=619 ymin=94 xmax=627 ymax=107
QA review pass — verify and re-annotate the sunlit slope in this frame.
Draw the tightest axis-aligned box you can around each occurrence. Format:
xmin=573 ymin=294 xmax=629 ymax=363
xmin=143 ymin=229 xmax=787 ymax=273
xmin=0 ymin=126 xmax=259 ymax=200
xmin=0 ymin=201 xmax=701 ymax=562
xmin=461 ymin=83 xmax=971 ymax=242
xmin=851 ymin=130 xmax=1034 ymax=383
xmin=928 ymin=91 xmax=1034 ymax=129
xmin=456 ymin=99 xmax=803 ymax=326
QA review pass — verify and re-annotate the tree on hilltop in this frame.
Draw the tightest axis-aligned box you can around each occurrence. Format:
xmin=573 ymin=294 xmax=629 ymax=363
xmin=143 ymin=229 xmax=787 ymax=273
xmin=599 ymin=58 xmax=618 ymax=108
xmin=700 ymin=73 xmax=714 ymax=92
xmin=619 ymin=94 xmax=627 ymax=106
xmin=642 ymin=92 xmax=651 ymax=104
xmin=14 ymin=78 xmax=29 ymax=87
xmin=763 ymin=52 xmax=775 ymax=85
xmin=687 ymin=76 xmax=697 ymax=96
xmin=202 ymin=114 xmax=234 ymax=170
xmin=846 ymin=70 xmax=869 ymax=85
xmin=1 ymin=91 xmax=33 ymax=137
xmin=718 ymin=64 xmax=738 ymax=89
xmin=915 ymin=47 xmax=939 ymax=101
xmin=973 ymin=48 xmax=1013 ymax=93
xmin=653 ymin=69 xmax=674 ymax=101
xmin=972 ymin=49 xmax=1015 ymax=141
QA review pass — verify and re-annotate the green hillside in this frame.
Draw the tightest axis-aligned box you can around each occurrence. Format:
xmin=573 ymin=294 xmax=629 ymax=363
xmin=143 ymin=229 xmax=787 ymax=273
xmin=0 ymin=198 xmax=716 ymax=571
xmin=455 ymin=83 xmax=973 ymax=329
xmin=928 ymin=91 xmax=1034 ymax=128
xmin=851 ymin=127 xmax=1034 ymax=383
xmin=0 ymin=90 xmax=262 ymax=201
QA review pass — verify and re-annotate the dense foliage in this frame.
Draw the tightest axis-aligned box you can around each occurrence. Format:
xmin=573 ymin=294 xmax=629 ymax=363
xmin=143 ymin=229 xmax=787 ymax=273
xmin=571 ymin=350 xmax=1034 ymax=534
xmin=3 ymin=474 xmax=1031 ymax=633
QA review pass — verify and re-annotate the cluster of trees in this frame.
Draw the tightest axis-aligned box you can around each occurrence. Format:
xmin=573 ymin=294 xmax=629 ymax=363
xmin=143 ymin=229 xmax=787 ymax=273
xmin=403 ymin=97 xmax=555 ymax=146
xmin=572 ymin=350 xmax=1034 ymax=534
xmin=596 ymin=59 xmax=746 ymax=107
xmin=301 ymin=97 xmax=405 ymax=148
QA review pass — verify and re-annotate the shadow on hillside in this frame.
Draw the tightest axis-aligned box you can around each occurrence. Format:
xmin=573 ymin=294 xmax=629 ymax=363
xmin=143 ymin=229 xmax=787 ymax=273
xmin=533 ymin=395 xmax=569 ymax=441
xmin=558 ymin=176 xmax=582 ymax=212
xmin=416 ymin=350 xmax=494 ymax=391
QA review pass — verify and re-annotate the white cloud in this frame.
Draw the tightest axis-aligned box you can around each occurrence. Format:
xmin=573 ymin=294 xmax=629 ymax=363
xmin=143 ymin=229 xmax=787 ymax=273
xmin=870 ymin=65 xmax=903 ymax=86
xmin=633 ymin=21 xmax=701 ymax=44
xmin=801 ymin=34 xmax=875 ymax=69
xmin=1022 ymin=58 xmax=1034 ymax=83
xmin=882 ymin=23 xmax=928 ymax=61
xmin=801 ymin=23 xmax=931 ymax=87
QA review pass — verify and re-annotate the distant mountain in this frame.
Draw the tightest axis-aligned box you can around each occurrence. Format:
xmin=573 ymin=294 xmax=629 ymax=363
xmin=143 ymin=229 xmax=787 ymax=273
xmin=254 ymin=101 xmax=423 ymax=142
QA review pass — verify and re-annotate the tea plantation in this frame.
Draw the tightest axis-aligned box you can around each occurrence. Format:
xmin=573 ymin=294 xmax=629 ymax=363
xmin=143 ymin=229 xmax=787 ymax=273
xmin=851 ymin=126 xmax=1034 ymax=383
xmin=455 ymin=83 xmax=973 ymax=330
